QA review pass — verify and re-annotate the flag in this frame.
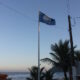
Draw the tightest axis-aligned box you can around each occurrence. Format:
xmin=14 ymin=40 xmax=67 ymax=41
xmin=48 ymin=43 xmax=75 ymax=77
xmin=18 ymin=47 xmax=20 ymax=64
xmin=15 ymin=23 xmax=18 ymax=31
xmin=39 ymin=11 xmax=56 ymax=25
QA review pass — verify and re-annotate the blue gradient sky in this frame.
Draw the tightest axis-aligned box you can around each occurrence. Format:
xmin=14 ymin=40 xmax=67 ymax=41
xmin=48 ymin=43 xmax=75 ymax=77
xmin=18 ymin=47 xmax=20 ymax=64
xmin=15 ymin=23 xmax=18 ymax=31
xmin=0 ymin=0 xmax=80 ymax=71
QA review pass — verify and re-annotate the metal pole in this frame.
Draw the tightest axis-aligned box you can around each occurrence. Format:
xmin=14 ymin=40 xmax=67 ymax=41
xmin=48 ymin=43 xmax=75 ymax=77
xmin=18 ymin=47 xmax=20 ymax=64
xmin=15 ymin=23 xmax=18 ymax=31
xmin=38 ymin=17 xmax=40 ymax=80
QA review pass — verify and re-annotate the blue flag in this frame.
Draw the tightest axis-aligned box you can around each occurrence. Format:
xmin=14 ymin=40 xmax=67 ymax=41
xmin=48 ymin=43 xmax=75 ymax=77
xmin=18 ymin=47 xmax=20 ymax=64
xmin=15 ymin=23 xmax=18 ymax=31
xmin=39 ymin=11 xmax=56 ymax=25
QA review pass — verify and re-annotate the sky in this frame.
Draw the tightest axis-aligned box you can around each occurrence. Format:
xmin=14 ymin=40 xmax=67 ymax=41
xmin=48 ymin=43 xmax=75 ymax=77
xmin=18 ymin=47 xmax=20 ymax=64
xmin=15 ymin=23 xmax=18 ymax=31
xmin=0 ymin=0 xmax=80 ymax=72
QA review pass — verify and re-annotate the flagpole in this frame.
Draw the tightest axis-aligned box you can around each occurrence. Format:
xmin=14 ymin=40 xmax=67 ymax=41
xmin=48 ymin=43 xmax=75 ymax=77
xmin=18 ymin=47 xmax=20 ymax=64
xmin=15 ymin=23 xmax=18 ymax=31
xmin=37 ymin=11 xmax=55 ymax=80
xmin=38 ymin=11 xmax=40 ymax=80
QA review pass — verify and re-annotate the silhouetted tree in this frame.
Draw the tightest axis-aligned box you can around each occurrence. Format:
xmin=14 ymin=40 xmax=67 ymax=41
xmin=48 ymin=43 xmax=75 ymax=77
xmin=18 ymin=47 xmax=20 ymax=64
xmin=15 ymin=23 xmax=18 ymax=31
xmin=41 ymin=40 xmax=71 ymax=80
xmin=44 ymin=69 xmax=53 ymax=80
xmin=27 ymin=66 xmax=44 ymax=80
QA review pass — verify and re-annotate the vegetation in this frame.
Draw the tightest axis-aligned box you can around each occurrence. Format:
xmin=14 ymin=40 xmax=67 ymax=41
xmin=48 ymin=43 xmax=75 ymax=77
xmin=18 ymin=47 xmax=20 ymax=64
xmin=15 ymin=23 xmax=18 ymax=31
xmin=27 ymin=66 xmax=45 ymax=80
xmin=41 ymin=40 xmax=71 ymax=80
xmin=44 ymin=69 xmax=53 ymax=80
xmin=27 ymin=66 xmax=55 ymax=80
xmin=27 ymin=40 xmax=80 ymax=80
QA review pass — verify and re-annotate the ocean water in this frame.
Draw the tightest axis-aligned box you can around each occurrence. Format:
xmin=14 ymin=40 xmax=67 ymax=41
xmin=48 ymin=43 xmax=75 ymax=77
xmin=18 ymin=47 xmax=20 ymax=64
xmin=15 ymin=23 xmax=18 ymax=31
xmin=0 ymin=72 xmax=30 ymax=80
xmin=0 ymin=72 xmax=68 ymax=80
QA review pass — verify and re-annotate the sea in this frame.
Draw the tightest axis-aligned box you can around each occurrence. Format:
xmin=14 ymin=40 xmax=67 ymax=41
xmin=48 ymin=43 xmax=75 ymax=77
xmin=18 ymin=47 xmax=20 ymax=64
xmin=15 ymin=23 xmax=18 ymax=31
xmin=0 ymin=72 xmax=30 ymax=80
xmin=0 ymin=72 xmax=70 ymax=80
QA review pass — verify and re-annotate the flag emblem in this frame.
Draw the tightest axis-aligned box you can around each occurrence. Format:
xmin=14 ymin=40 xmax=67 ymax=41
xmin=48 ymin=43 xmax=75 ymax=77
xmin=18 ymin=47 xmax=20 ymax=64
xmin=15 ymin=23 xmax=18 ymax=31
xmin=39 ymin=11 xmax=56 ymax=25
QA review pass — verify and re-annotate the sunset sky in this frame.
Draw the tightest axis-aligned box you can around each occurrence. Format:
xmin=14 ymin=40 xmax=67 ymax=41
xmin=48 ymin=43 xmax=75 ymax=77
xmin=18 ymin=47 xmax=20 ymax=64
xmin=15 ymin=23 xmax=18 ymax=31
xmin=0 ymin=0 xmax=80 ymax=72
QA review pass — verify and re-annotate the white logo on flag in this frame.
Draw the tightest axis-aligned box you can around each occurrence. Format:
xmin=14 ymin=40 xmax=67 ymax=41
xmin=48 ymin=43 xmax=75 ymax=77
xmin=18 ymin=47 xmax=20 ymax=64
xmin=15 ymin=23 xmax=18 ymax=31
xmin=43 ymin=15 xmax=51 ymax=21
